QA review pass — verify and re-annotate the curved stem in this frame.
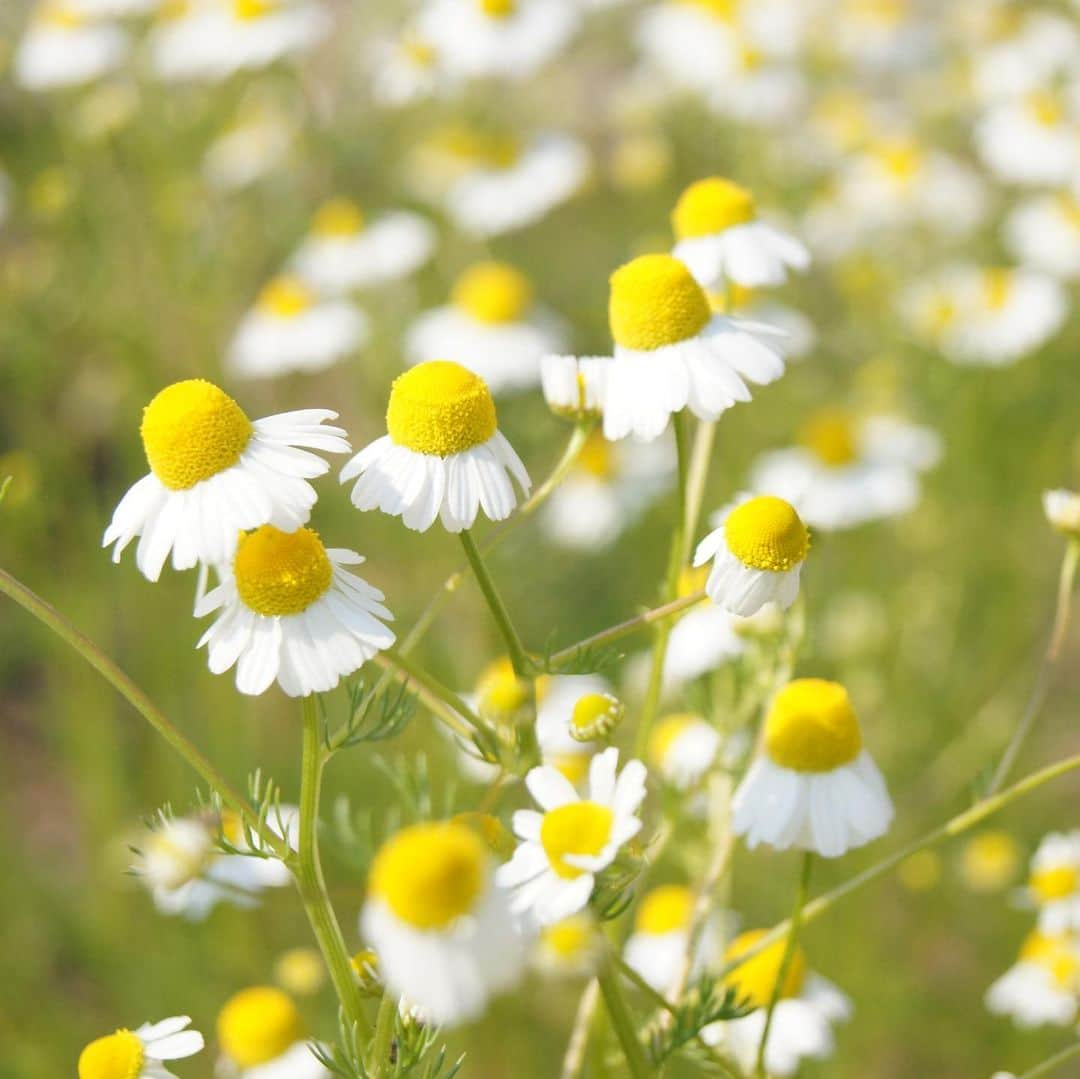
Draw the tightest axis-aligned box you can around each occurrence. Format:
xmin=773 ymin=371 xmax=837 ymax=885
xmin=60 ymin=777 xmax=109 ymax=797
xmin=597 ymin=951 xmax=652 ymax=1079
xmin=459 ymin=528 xmax=531 ymax=677
xmin=1017 ymin=1041 xmax=1080 ymax=1079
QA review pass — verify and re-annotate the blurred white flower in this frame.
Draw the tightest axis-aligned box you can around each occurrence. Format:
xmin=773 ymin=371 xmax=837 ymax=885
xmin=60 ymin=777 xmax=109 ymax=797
xmin=976 ymin=87 xmax=1080 ymax=187
xmin=15 ymin=6 xmax=128 ymax=92
xmin=985 ymin=931 xmax=1080 ymax=1028
xmin=1004 ymin=191 xmax=1080 ymax=281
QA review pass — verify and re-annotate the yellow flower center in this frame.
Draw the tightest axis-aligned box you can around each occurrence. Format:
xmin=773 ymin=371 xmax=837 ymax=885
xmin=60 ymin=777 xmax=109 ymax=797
xmin=218 ymin=987 xmax=302 ymax=1067
xmin=540 ymin=801 xmax=614 ymax=879
xmin=707 ymin=283 xmax=755 ymax=314
xmin=571 ymin=693 xmax=620 ymax=737
xmin=648 ymin=713 xmax=699 ymax=767
xmin=274 ymin=948 xmax=325 ymax=997
xmin=39 ymin=4 xmax=84 ymax=28
xmin=370 ymin=822 xmax=487 ymax=929
xmin=475 ymin=656 xmax=530 ymax=719
xmin=452 ymin=262 xmax=533 ymax=324
xmin=982 ymin=268 xmax=1013 ymax=311
xmin=799 ymin=408 xmax=859 ymax=467
xmin=679 ymin=0 xmax=737 ymax=22
xmin=479 ymin=0 xmax=516 ymax=16
xmin=234 ymin=526 xmax=333 ymax=617
xmin=234 ymin=0 xmax=278 ymax=20
xmin=575 ymin=432 xmax=614 ymax=480
xmin=433 ymin=127 xmax=521 ymax=170
xmin=1020 ymin=933 xmax=1080 ymax=990
xmin=876 ymin=139 xmax=922 ymax=183
xmin=311 ymin=198 xmax=364 ymax=238
xmin=724 ymin=930 xmax=807 ymax=1010
xmin=635 ymin=884 xmax=694 ymax=935
xmin=676 ymin=565 xmax=709 ymax=598
xmin=609 ymin=254 xmax=711 ymax=352
xmin=553 ymin=753 xmax=591 ymax=785
xmin=542 ymin=914 xmax=595 ymax=959
xmin=402 ymin=36 xmax=437 ymax=68
xmin=386 ymin=361 xmax=497 ymax=457
xmin=1028 ymin=90 xmax=1064 ymax=127
xmin=927 ymin=294 xmax=956 ymax=332
xmin=78 ymin=1030 xmax=144 ymax=1079
xmin=1030 ymin=866 xmax=1080 ymax=903
xmin=258 ymin=275 xmax=315 ymax=319
xmin=672 ymin=177 xmax=756 ymax=241
xmin=765 ymin=678 xmax=862 ymax=772
xmin=140 ymin=379 xmax=253 ymax=491
xmin=723 ymin=496 xmax=809 ymax=572
xmin=961 ymin=831 xmax=1019 ymax=893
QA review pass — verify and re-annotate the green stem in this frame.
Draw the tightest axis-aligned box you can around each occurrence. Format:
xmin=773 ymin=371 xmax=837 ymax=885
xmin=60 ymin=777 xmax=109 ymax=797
xmin=459 ymin=528 xmax=531 ymax=677
xmin=682 ymin=419 xmax=716 ymax=553
xmin=597 ymin=953 xmax=652 ymax=1079
xmin=370 ymin=989 xmax=397 ymax=1076
xmin=297 ymin=695 xmax=370 ymax=1037
xmin=1017 ymin=1041 xmax=1080 ymax=1079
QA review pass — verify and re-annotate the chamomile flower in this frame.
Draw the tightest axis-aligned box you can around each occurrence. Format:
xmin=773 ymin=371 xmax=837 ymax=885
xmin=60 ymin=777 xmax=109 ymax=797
xmin=977 ymin=88 xmax=1080 ymax=187
xmin=370 ymin=29 xmax=447 ymax=108
xmin=196 ymin=525 xmax=394 ymax=697
xmin=732 ymin=678 xmax=893 ymax=858
xmin=961 ymin=832 xmax=1020 ymax=894
xmin=78 ymin=1016 xmax=204 ymax=1079
xmin=1004 ymin=192 xmax=1080 ymax=281
xmin=648 ymin=713 xmax=721 ymax=790
xmin=217 ymin=987 xmax=327 ymax=1077
xmin=635 ymin=1 xmax=741 ymax=99
xmin=750 ymin=408 xmax=942 ymax=531
xmin=709 ymin=284 xmax=816 ymax=361
xmin=1026 ymin=833 xmax=1080 ymax=934
xmin=693 ymin=494 xmax=809 ymax=617
xmin=227 ymin=276 xmax=368 ymax=379
xmin=624 ymin=884 xmax=716 ymax=996
xmin=536 ymin=674 xmax=618 ymax=784
xmin=15 ymin=5 xmax=127 ymax=92
xmin=407 ymin=262 xmax=565 ymax=394
xmin=1044 ymin=489 xmax=1080 ymax=538
xmin=662 ymin=593 xmax=746 ymax=690
xmin=361 ymin=821 xmax=526 ymax=1027
xmin=985 ymin=932 xmax=1080 ymax=1028
xmin=103 ymin=379 xmax=350 ymax=580
xmin=704 ymin=930 xmax=851 ymax=1076
xmin=707 ymin=51 xmax=808 ymax=129
xmin=969 ymin=11 xmax=1079 ymax=106
xmin=289 ymin=199 xmax=436 ymax=295
xmin=340 ymin=360 xmax=531 ymax=533
xmin=540 ymin=354 xmax=609 ymax=421
xmin=671 ymin=177 xmax=809 ymax=292
xmin=533 ymin=912 xmax=603 ymax=978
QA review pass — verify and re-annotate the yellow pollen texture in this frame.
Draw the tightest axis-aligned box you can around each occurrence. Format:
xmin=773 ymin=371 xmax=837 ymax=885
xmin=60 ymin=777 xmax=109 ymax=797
xmin=799 ymin=408 xmax=859 ymax=467
xmin=635 ymin=884 xmax=694 ymax=935
xmin=234 ymin=526 xmax=333 ymax=617
xmin=765 ymin=678 xmax=862 ymax=773
xmin=648 ymin=713 xmax=698 ymax=766
xmin=609 ymin=254 xmax=711 ymax=351
xmin=723 ymin=495 xmax=809 ymax=572
xmin=311 ymin=198 xmax=364 ymax=237
xmin=258 ymin=275 xmax=315 ymax=318
xmin=370 ymin=821 xmax=487 ymax=929
xmin=140 ymin=379 xmax=252 ymax=491
xmin=386 ymin=360 xmax=497 ymax=456
xmin=541 ymin=801 xmax=614 ymax=879
xmin=1030 ymin=866 xmax=1080 ymax=903
xmin=78 ymin=1029 xmax=144 ymax=1079
xmin=452 ymin=261 xmax=533 ymax=324
xmin=218 ymin=986 xmax=302 ymax=1067
xmin=724 ymin=929 xmax=808 ymax=1009
xmin=672 ymin=177 xmax=756 ymax=240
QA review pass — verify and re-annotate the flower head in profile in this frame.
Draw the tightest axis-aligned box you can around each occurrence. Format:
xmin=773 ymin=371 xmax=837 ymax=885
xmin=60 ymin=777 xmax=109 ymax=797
xmin=535 ymin=673 xmax=620 ymax=784
xmin=985 ymin=930 xmax=1080 ymax=1029
xmin=78 ymin=1016 xmax=204 ymax=1079
xmin=496 ymin=747 xmax=646 ymax=925
xmin=624 ymin=883 xmax=719 ymax=996
xmin=532 ymin=912 xmax=602 ymax=978
xmin=103 ymin=379 xmax=350 ymax=580
xmin=361 ymin=820 xmax=525 ymax=1027
xmin=732 ymin=678 xmax=893 ymax=858
xmin=540 ymin=354 xmax=608 ymax=421
xmin=196 ymin=525 xmax=395 ymax=697
xmin=660 ymin=565 xmax=746 ymax=688
xmin=1044 ymin=489 xmax=1080 ymax=538
xmin=1026 ymin=832 xmax=1080 ymax=934
xmin=217 ymin=987 xmax=325 ymax=1077
xmin=648 ymin=712 xmax=721 ymax=790
xmin=340 ymin=360 xmax=531 ymax=533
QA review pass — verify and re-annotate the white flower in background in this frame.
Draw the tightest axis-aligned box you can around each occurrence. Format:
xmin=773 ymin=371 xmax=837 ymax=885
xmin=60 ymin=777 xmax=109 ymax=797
xmin=624 ymin=884 xmax=716 ymax=997
xmin=827 ymin=0 xmax=935 ymax=72
xmin=532 ymin=912 xmax=602 ymax=978
xmin=78 ymin=1016 xmax=204 ymax=1079
xmin=647 ymin=713 xmax=721 ymax=790
xmin=1025 ymin=833 xmax=1080 ymax=934
xmin=706 ymin=52 xmax=808 ymax=129
xmin=732 ymin=678 xmax=893 ymax=858
xmin=103 ymin=380 xmax=350 ymax=579
xmin=290 ymin=198 xmax=436 ymax=295
xmin=370 ymin=28 xmax=449 ymax=107
xmin=708 ymin=284 xmax=815 ymax=361
xmin=407 ymin=262 xmax=564 ymax=394
xmin=969 ymin=11 xmax=1080 ymax=106
xmin=14 ymin=5 xmax=127 ymax=92
xmin=497 ymin=747 xmax=646 ymax=925
xmin=693 ymin=494 xmax=809 ymax=617
xmin=635 ymin=1 xmax=740 ymax=98
xmin=1004 ymin=191 xmax=1080 ymax=281
xmin=341 ymin=361 xmax=531 ymax=533
xmin=903 ymin=265 xmax=1066 ymax=367
xmin=196 ymin=525 xmax=394 ymax=697
xmin=976 ymin=88 xmax=1080 ymax=187
xmin=416 ymin=0 xmax=580 ymax=82
xmin=662 ymin=569 xmax=746 ymax=688
xmin=64 ymin=0 xmax=158 ymax=13
xmin=536 ymin=674 xmax=621 ymax=784
xmin=541 ymin=354 xmax=609 ymax=420
xmin=217 ymin=987 xmax=328 ymax=1077
xmin=671 ymin=177 xmax=809 ymax=292
xmin=1044 ymin=490 xmax=1080 ymax=538
xmin=750 ymin=408 xmax=942 ymax=531
xmin=72 ymin=81 xmax=139 ymax=142
xmin=204 ymin=105 xmax=296 ymax=192
xmin=985 ymin=932 xmax=1080 ymax=1028
xmin=227 ymin=275 xmax=368 ymax=379
xmin=362 ymin=821 xmax=525 ymax=1026
xmin=704 ymin=929 xmax=851 ymax=1077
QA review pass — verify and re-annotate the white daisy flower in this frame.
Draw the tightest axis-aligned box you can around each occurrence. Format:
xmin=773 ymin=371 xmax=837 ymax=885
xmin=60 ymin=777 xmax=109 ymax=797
xmin=103 ymin=379 xmax=350 ymax=580
xmin=976 ymin=88 xmax=1080 ymax=187
xmin=693 ymin=494 xmax=809 ymax=617
xmin=532 ymin=912 xmax=603 ymax=978
xmin=217 ymin=987 xmax=328 ymax=1077
xmin=750 ymin=409 xmax=942 ymax=532
xmin=635 ymin=1 xmax=740 ymax=99
xmin=340 ymin=360 xmax=531 ymax=533
xmin=407 ymin=262 xmax=565 ymax=395
xmin=290 ymin=198 xmax=436 ymax=295
xmin=496 ymin=747 xmax=647 ymax=925
xmin=196 ymin=525 xmax=394 ymax=697
xmin=226 ymin=275 xmax=368 ymax=379
xmin=1044 ymin=489 xmax=1080 ymax=538
xmin=706 ymin=55 xmax=809 ymax=129
xmin=663 ymin=600 xmax=746 ymax=688
xmin=1004 ymin=191 xmax=1080 ymax=281
xmin=710 ymin=284 xmax=815 ymax=361
xmin=1026 ymin=832 xmax=1080 ymax=934
xmin=78 ymin=1016 xmax=204 ymax=1079
xmin=540 ymin=354 xmax=609 ymax=421
xmin=671 ymin=177 xmax=809 ymax=292
xmin=65 ymin=0 xmax=158 ymax=14
xmin=827 ymin=0 xmax=934 ymax=72
xmin=361 ymin=820 xmax=526 ymax=1027
xmin=970 ymin=11 xmax=1079 ymax=106
xmin=985 ymin=932 xmax=1080 ymax=1029
xmin=732 ymin=678 xmax=894 ymax=858
xmin=648 ymin=713 xmax=721 ymax=790
xmin=370 ymin=29 xmax=448 ymax=108
xmin=14 ymin=6 xmax=127 ymax=92
xmin=203 ymin=106 xmax=296 ymax=193
xmin=624 ymin=883 xmax=717 ymax=997
xmin=704 ymin=929 xmax=852 ymax=1077
xmin=536 ymin=674 xmax=617 ymax=784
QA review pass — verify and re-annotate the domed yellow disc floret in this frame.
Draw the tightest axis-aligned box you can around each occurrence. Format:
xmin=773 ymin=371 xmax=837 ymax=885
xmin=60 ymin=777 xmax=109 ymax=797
xmin=386 ymin=361 xmax=498 ymax=457
xmin=370 ymin=821 xmax=488 ymax=929
xmin=724 ymin=929 xmax=807 ymax=1009
xmin=234 ymin=526 xmax=333 ymax=617
xmin=1030 ymin=866 xmax=1080 ymax=903
xmin=311 ymin=198 xmax=364 ymax=237
xmin=452 ymin=262 xmax=534 ymax=325
xmin=258 ymin=275 xmax=315 ymax=319
xmin=609 ymin=254 xmax=711 ymax=352
xmin=218 ymin=986 xmax=302 ymax=1068
xmin=635 ymin=884 xmax=694 ymax=935
xmin=799 ymin=408 xmax=859 ymax=468
xmin=141 ymin=379 xmax=253 ymax=491
xmin=724 ymin=496 xmax=809 ymax=572
xmin=541 ymin=801 xmax=614 ymax=879
xmin=672 ymin=177 xmax=756 ymax=241
xmin=475 ymin=656 xmax=530 ymax=720
xmin=765 ymin=678 xmax=862 ymax=772
xmin=78 ymin=1029 xmax=144 ymax=1079
xmin=570 ymin=693 xmax=623 ymax=741
xmin=479 ymin=0 xmax=516 ymax=16
xmin=648 ymin=713 xmax=700 ymax=767
xmin=542 ymin=914 xmax=595 ymax=959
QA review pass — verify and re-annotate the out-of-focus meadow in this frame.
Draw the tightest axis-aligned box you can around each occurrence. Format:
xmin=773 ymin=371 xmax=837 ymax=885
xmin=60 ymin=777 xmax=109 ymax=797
xmin=1 ymin=0 xmax=1079 ymax=1076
